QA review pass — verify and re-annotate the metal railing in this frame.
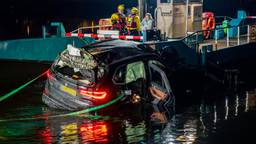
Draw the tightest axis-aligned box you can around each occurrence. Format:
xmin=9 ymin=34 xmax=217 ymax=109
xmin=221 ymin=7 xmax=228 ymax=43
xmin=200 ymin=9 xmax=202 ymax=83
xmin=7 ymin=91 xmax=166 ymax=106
xmin=183 ymin=24 xmax=256 ymax=53
xmin=66 ymin=25 xmax=146 ymax=41
xmin=70 ymin=25 xmax=112 ymax=33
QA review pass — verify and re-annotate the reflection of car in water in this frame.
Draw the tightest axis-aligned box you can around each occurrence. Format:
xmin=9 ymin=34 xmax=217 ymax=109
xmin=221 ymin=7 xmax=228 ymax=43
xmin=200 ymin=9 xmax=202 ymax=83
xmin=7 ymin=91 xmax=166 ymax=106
xmin=42 ymin=40 xmax=174 ymax=111
xmin=40 ymin=101 xmax=174 ymax=143
xmin=45 ymin=86 xmax=252 ymax=144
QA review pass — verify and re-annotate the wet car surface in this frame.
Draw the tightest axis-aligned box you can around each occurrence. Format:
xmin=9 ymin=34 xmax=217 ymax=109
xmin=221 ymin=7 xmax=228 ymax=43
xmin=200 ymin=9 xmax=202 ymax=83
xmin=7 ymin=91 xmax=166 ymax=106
xmin=43 ymin=40 xmax=175 ymax=111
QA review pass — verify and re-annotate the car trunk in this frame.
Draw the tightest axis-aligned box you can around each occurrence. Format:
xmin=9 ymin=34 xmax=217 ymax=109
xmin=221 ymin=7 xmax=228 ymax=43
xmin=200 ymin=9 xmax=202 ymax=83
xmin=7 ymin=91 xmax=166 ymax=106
xmin=48 ymin=45 xmax=110 ymax=104
xmin=53 ymin=45 xmax=105 ymax=87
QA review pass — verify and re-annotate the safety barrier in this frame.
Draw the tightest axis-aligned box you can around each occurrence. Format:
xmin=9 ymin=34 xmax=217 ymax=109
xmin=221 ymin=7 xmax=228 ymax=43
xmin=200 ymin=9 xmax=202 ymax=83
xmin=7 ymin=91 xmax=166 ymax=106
xmin=65 ymin=33 xmax=143 ymax=41
xmin=67 ymin=24 xmax=145 ymax=41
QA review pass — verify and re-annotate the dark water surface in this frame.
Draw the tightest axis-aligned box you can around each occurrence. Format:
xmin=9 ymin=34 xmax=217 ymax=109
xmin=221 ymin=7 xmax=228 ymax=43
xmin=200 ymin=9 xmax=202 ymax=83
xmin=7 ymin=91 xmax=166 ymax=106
xmin=0 ymin=63 xmax=256 ymax=144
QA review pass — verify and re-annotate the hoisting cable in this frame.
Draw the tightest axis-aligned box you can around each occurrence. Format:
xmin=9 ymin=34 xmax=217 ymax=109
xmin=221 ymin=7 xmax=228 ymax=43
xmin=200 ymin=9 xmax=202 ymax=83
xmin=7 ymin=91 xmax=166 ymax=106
xmin=0 ymin=70 xmax=126 ymax=122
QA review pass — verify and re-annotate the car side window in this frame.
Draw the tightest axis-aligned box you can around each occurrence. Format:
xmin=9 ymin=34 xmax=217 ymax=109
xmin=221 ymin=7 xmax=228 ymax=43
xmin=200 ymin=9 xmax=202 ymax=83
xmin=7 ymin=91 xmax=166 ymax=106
xmin=113 ymin=65 xmax=127 ymax=84
xmin=148 ymin=60 xmax=173 ymax=102
xmin=149 ymin=61 xmax=166 ymax=89
xmin=113 ymin=61 xmax=146 ymax=84
xmin=149 ymin=60 xmax=165 ymax=70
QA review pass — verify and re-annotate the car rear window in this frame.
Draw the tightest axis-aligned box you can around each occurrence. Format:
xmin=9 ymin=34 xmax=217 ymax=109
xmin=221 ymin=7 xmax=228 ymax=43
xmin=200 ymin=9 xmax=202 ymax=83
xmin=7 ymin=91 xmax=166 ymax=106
xmin=53 ymin=48 xmax=105 ymax=85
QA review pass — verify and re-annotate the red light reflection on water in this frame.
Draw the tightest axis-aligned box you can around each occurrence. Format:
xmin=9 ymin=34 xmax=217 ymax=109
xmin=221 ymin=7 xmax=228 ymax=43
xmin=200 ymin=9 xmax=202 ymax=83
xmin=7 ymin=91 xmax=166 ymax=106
xmin=80 ymin=121 xmax=108 ymax=143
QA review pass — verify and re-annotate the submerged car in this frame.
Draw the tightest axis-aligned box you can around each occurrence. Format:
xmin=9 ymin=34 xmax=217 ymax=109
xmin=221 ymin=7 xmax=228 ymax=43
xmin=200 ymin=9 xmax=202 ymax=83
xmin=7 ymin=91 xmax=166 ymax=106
xmin=42 ymin=40 xmax=175 ymax=111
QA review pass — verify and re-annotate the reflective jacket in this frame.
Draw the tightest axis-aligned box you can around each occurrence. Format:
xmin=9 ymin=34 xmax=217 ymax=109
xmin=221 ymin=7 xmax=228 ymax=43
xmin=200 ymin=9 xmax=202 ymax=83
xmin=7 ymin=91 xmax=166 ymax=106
xmin=127 ymin=14 xmax=141 ymax=31
xmin=207 ymin=16 xmax=215 ymax=30
xmin=110 ymin=12 xmax=127 ymax=33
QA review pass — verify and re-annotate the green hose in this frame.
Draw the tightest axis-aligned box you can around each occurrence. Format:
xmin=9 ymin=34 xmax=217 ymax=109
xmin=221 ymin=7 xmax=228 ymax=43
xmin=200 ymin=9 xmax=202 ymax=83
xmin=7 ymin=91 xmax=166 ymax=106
xmin=0 ymin=70 xmax=126 ymax=122
xmin=0 ymin=93 xmax=125 ymax=122
xmin=0 ymin=70 xmax=48 ymax=102
xmin=65 ymin=92 xmax=125 ymax=116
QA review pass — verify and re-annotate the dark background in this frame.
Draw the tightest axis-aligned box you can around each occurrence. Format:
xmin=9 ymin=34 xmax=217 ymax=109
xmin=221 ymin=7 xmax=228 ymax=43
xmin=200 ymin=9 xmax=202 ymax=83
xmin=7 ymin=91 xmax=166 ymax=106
xmin=0 ymin=0 xmax=255 ymax=40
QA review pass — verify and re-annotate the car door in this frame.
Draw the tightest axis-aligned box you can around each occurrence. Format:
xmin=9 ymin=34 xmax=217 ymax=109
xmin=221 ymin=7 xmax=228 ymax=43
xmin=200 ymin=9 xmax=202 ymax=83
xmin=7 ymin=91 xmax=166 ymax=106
xmin=112 ymin=61 xmax=147 ymax=103
xmin=148 ymin=60 xmax=174 ymax=106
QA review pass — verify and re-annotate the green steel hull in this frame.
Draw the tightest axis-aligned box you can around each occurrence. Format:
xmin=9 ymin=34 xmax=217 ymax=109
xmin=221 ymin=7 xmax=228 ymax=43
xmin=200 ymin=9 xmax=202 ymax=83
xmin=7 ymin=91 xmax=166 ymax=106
xmin=0 ymin=37 xmax=94 ymax=62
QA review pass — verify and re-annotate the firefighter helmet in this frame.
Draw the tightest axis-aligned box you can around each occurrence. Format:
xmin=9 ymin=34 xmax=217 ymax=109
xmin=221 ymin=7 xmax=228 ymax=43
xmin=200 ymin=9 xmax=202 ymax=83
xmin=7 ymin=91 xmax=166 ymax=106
xmin=118 ymin=4 xmax=125 ymax=11
xmin=131 ymin=7 xmax=138 ymax=14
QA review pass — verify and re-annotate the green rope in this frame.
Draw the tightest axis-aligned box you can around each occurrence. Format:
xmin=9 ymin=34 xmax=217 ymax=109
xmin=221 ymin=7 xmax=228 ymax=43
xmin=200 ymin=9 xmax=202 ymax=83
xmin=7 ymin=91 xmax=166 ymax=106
xmin=0 ymin=69 xmax=126 ymax=122
xmin=0 ymin=93 xmax=125 ymax=122
xmin=65 ymin=92 xmax=125 ymax=116
xmin=0 ymin=70 xmax=48 ymax=102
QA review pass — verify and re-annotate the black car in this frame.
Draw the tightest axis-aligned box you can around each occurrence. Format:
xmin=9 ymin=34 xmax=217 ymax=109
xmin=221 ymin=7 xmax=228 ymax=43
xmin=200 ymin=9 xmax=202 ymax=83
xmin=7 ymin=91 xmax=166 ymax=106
xmin=42 ymin=40 xmax=175 ymax=111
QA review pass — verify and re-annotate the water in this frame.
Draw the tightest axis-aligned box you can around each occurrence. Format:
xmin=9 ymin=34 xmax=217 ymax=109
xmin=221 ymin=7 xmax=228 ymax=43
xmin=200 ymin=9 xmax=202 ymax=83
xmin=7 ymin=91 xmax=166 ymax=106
xmin=1 ymin=75 xmax=256 ymax=144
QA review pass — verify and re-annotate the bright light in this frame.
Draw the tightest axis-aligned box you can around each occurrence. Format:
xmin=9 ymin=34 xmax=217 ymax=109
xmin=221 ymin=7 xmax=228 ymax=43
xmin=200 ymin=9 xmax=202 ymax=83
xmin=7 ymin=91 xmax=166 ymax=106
xmin=46 ymin=69 xmax=54 ymax=80
xmin=80 ymin=89 xmax=107 ymax=100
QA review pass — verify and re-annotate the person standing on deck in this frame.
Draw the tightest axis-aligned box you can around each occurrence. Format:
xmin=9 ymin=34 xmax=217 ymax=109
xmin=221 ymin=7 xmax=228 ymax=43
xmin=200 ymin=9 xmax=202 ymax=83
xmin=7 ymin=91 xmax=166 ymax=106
xmin=127 ymin=7 xmax=141 ymax=36
xmin=222 ymin=17 xmax=229 ymax=35
xmin=141 ymin=13 xmax=154 ymax=31
xmin=111 ymin=4 xmax=127 ymax=35
xmin=202 ymin=12 xmax=216 ymax=39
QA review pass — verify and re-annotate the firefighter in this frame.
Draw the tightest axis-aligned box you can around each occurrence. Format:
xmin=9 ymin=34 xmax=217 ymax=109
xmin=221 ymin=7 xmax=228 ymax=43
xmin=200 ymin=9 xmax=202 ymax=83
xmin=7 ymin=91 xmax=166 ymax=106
xmin=110 ymin=4 xmax=127 ymax=34
xmin=127 ymin=7 xmax=141 ymax=36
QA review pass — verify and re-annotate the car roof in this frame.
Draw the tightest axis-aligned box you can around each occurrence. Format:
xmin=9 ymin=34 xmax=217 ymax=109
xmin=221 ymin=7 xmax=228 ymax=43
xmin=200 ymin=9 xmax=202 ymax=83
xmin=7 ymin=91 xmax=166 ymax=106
xmin=82 ymin=39 xmax=141 ymax=48
xmin=81 ymin=40 xmax=157 ymax=65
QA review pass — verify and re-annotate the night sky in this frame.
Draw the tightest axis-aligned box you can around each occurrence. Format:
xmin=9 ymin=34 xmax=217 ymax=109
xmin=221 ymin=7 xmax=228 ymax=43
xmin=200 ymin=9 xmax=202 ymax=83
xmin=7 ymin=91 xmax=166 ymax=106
xmin=0 ymin=0 xmax=137 ymax=19
xmin=0 ymin=0 xmax=255 ymax=39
